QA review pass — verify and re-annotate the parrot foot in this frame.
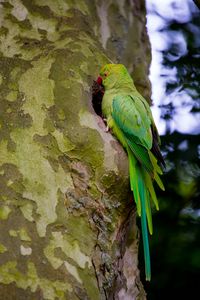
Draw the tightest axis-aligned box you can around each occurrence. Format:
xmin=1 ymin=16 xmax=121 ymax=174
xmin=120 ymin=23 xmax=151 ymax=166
xmin=103 ymin=118 xmax=110 ymax=132
xmin=105 ymin=126 xmax=110 ymax=132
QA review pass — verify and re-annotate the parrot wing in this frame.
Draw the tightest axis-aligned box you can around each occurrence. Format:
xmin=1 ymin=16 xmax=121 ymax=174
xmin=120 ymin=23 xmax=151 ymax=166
xmin=112 ymin=94 xmax=154 ymax=173
xmin=132 ymin=92 xmax=166 ymax=168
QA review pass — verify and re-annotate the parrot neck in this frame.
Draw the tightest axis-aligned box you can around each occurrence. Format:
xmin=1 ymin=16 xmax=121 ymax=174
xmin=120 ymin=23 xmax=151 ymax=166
xmin=105 ymin=83 xmax=136 ymax=94
xmin=106 ymin=81 xmax=136 ymax=92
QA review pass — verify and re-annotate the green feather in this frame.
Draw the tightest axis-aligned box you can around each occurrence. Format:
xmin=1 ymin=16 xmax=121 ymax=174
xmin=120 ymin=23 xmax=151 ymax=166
xmin=149 ymin=151 xmax=163 ymax=175
xmin=144 ymin=170 xmax=159 ymax=210
xmin=144 ymin=187 xmax=153 ymax=235
xmin=148 ymin=151 xmax=165 ymax=190
xmin=155 ymin=173 xmax=165 ymax=191
xmin=126 ymin=138 xmax=153 ymax=174
xmin=128 ymin=148 xmax=141 ymax=216
xmin=137 ymin=164 xmax=151 ymax=281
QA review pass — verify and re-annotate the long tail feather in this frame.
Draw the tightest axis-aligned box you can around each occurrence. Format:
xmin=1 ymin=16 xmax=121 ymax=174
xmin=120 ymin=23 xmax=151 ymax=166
xmin=149 ymin=151 xmax=165 ymax=190
xmin=148 ymin=151 xmax=163 ymax=175
xmin=128 ymin=148 xmax=141 ymax=216
xmin=128 ymin=149 xmax=151 ymax=281
xmin=143 ymin=170 xmax=159 ymax=210
xmin=138 ymin=166 xmax=151 ymax=281
xmin=155 ymin=173 xmax=165 ymax=191
xmin=128 ymin=146 xmax=165 ymax=281
xmin=144 ymin=188 xmax=153 ymax=235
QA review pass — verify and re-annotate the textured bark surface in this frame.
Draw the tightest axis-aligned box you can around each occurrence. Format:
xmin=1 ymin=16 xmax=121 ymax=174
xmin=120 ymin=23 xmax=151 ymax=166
xmin=0 ymin=1 xmax=150 ymax=299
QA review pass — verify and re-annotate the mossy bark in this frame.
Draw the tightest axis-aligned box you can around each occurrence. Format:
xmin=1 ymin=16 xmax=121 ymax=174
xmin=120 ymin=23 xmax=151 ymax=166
xmin=0 ymin=1 xmax=150 ymax=299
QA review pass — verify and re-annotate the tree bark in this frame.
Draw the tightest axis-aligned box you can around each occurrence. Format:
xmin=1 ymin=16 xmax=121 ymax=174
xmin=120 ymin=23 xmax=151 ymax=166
xmin=0 ymin=1 xmax=150 ymax=299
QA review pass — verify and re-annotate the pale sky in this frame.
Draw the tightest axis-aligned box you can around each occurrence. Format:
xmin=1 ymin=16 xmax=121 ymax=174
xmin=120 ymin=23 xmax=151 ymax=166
xmin=146 ymin=0 xmax=200 ymax=135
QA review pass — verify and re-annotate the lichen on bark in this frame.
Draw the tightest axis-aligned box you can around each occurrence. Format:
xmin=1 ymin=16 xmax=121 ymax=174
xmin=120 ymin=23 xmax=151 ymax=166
xmin=0 ymin=0 xmax=150 ymax=299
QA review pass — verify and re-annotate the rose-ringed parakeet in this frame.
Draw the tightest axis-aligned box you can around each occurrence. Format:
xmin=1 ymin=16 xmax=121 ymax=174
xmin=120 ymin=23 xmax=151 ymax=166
xmin=96 ymin=64 xmax=165 ymax=281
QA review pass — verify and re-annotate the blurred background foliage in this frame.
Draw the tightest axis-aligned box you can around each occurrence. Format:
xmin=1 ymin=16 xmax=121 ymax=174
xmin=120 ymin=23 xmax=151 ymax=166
xmin=140 ymin=1 xmax=200 ymax=298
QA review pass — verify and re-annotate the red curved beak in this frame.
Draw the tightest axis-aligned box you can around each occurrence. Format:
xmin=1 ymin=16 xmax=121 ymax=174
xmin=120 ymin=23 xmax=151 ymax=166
xmin=97 ymin=76 xmax=103 ymax=86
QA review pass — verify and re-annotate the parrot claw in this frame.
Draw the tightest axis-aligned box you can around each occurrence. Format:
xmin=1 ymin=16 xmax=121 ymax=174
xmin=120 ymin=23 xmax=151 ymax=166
xmin=105 ymin=126 xmax=110 ymax=132
xmin=103 ymin=118 xmax=110 ymax=132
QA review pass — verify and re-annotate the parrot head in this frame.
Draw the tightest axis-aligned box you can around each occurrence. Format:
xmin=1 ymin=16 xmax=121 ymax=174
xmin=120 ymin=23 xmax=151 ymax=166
xmin=97 ymin=64 xmax=133 ymax=90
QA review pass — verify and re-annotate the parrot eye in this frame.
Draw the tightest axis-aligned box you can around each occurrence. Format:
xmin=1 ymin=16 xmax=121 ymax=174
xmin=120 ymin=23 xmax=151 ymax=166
xmin=104 ymin=72 xmax=109 ymax=77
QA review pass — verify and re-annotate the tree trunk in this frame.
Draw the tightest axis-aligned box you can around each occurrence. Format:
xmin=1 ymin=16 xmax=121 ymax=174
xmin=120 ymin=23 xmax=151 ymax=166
xmin=0 ymin=1 xmax=151 ymax=299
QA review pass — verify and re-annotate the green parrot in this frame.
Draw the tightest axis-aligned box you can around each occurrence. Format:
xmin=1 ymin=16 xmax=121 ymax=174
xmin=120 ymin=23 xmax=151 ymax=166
xmin=96 ymin=64 xmax=165 ymax=281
